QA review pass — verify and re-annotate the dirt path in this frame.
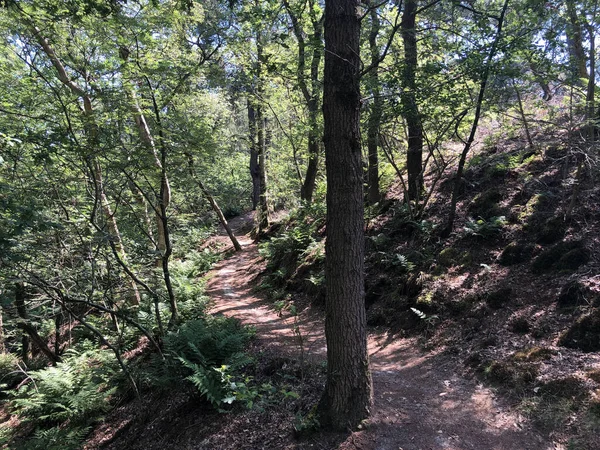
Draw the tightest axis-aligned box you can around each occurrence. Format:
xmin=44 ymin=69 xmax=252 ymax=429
xmin=207 ymin=218 xmax=561 ymax=450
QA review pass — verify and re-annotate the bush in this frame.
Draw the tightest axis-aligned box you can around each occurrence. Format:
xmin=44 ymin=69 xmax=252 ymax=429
xmin=10 ymin=348 xmax=119 ymax=449
xmin=145 ymin=316 xmax=253 ymax=408
xmin=0 ymin=352 xmax=20 ymax=389
xmin=258 ymin=202 xmax=325 ymax=289
xmin=12 ymin=348 xmax=119 ymax=424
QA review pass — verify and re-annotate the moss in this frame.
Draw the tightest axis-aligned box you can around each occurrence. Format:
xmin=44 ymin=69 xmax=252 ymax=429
xmin=438 ymin=247 xmax=459 ymax=267
xmin=469 ymin=189 xmax=504 ymax=219
xmin=557 ymin=248 xmax=591 ymax=271
xmin=557 ymin=281 xmax=586 ymax=308
xmin=559 ymin=312 xmax=600 ymax=352
xmin=498 ymin=241 xmax=534 ymax=266
xmin=537 ymin=216 xmax=567 ymax=244
xmin=522 ymin=193 xmax=557 ymax=229
xmin=484 ymin=360 xmax=538 ymax=386
xmin=513 ymin=347 xmax=556 ymax=362
xmin=438 ymin=247 xmax=471 ymax=268
xmin=485 ymin=287 xmax=512 ymax=309
xmin=532 ymin=240 xmax=589 ymax=273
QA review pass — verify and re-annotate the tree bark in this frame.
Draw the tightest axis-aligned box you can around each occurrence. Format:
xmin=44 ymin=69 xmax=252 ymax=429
xmin=255 ymin=35 xmax=270 ymax=234
xmin=401 ymin=0 xmax=424 ymax=202
xmin=566 ymin=0 xmax=589 ymax=80
xmin=284 ymin=0 xmax=324 ymax=203
xmin=366 ymin=5 xmax=383 ymax=205
xmin=186 ymin=154 xmax=242 ymax=251
xmin=319 ymin=0 xmax=372 ymax=430
xmin=248 ymin=100 xmax=261 ymax=210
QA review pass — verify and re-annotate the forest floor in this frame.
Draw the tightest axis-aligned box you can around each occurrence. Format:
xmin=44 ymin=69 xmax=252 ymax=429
xmin=201 ymin=212 xmax=561 ymax=450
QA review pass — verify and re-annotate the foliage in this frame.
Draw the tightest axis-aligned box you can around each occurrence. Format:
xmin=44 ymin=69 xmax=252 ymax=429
xmin=462 ymin=216 xmax=507 ymax=238
xmin=143 ymin=316 xmax=253 ymax=408
xmin=9 ymin=347 xmax=119 ymax=449
xmin=0 ymin=352 xmax=20 ymax=389
xmin=258 ymin=202 xmax=326 ymax=289
xmin=12 ymin=348 xmax=119 ymax=424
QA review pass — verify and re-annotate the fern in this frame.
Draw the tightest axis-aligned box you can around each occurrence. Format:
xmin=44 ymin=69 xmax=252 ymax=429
xmin=24 ymin=426 xmax=91 ymax=450
xmin=142 ymin=316 xmax=252 ymax=408
xmin=12 ymin=349 xmax=118 ymax=425
xmin=462 ymin=216 xmax=506 ymax=238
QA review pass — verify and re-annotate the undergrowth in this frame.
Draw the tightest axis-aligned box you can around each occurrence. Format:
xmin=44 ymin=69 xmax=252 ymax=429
xmin=258 ymin=202 xmax=326 ymax=298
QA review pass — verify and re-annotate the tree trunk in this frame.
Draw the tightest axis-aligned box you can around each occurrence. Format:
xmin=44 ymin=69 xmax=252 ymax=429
xmin=366 ymin=6 xmax=383 ymax=205
xmin=14 ymin=282 xmax=30 ymax=364
xmin=186 ymin=154 xmax=242 ymax=251
xmin=0 ymin=306 xmax=5 ymax=354
xmin=15 ymin=283 xmax=61 ymax=364
xmin=284 ymin=0 xmax=323 ymax=204
xmin=319 ymin=0 xmax=372 ymax=430
xmin=29 ymin=24 xmax=140 ymax=305
xmin=248 ymin=100 xmax=261 ymax=210
xmin=401 ymin=0 xmax=424 ymax=201
xmin=301 ymin=100 xmax=320 ymax=203
xmin=443 ymin=0 xmax=509 ymax=236
xmin=255 ymin=35 xmax=270 ymax=234
xmin=566 ymin=0 xmax=589 ymax=80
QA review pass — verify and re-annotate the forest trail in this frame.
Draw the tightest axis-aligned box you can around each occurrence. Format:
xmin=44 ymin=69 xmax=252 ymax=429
xmin=206 ymin=215 xmax=560 ymax=450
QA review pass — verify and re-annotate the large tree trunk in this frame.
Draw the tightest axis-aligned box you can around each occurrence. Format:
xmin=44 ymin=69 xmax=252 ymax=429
xmin=366 ymin=6 xmax=383 ymax=205
xmin=319 ymin=0 xmax=372 ymax=430
xmin=401 ymin=0 xmax=423 ymax=202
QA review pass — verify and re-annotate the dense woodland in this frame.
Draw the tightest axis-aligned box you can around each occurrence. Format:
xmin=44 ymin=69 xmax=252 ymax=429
xmin=0 ymin=0 xmax=599 ymax=448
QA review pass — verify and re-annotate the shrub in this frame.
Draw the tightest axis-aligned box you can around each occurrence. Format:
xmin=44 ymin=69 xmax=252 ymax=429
xmin=145 ymin=316 xmax=253 ymax=408
xmin=10 ymin=348 xmax=119 ymax=449
xmin=258 ymin=202 xmax=325 ymax=289
xmin=0 ymin=352 xmax=20 ymax=389
xmin=12 ymin=348 xmax=119 ymax=425
xmin=462 ymin=216 xmax=506 ymax=238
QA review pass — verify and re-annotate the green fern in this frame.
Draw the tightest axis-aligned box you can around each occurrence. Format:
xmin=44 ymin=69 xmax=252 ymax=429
xmin=24 ymin=426 xmax=91 ymax=450
xmin=12 ymin=348 xmax=118 ymax=425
